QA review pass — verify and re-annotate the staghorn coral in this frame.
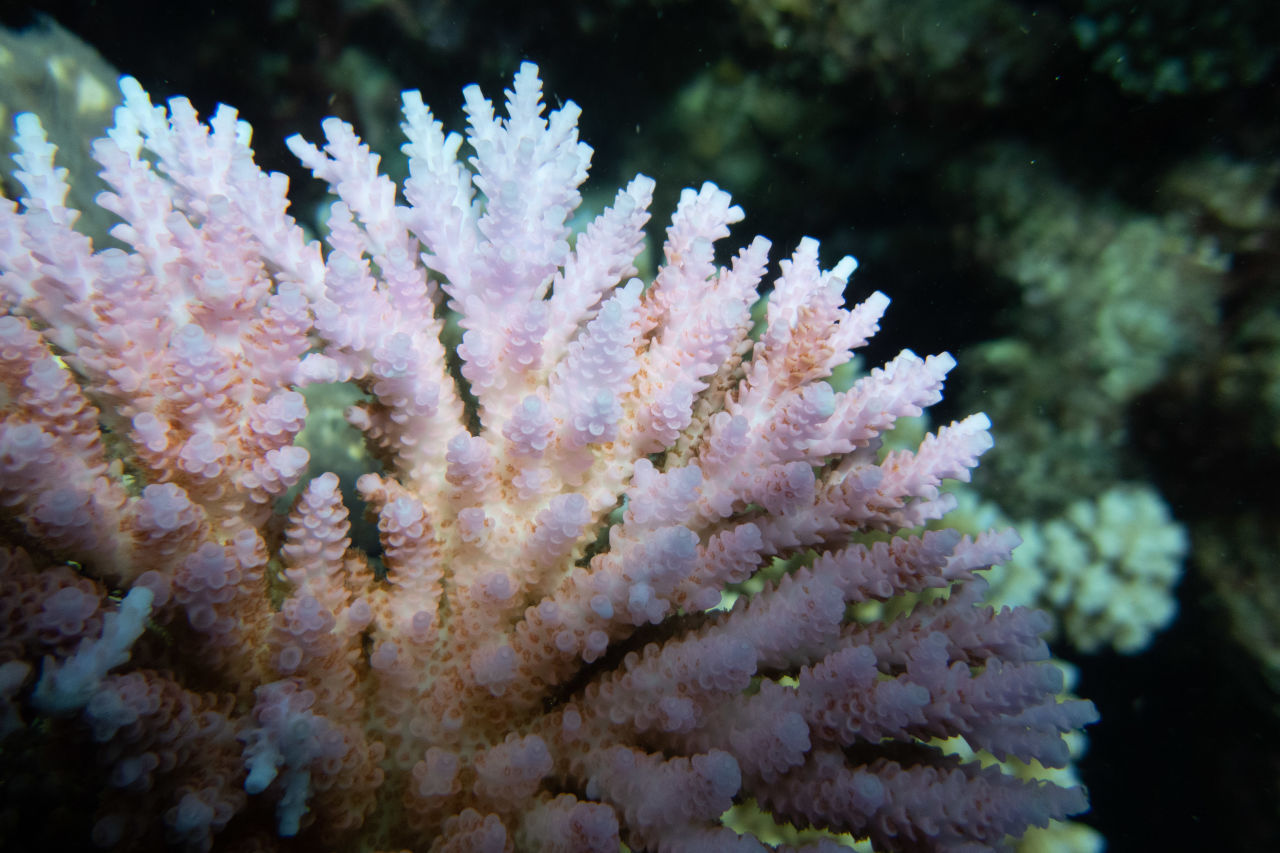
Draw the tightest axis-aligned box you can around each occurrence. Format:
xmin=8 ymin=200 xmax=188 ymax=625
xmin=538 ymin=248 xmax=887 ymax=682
xmin=0 ymin=63 xmax=1095 ymax=851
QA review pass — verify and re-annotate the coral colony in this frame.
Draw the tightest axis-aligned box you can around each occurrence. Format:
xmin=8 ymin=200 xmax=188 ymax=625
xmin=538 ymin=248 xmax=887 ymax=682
xmin=0 ymin=63 xmax=1095 ymax=851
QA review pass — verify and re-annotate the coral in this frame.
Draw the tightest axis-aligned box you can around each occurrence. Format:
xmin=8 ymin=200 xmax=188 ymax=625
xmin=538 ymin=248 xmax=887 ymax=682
xmin=1071 ymin=0 xmax=1278 ymax=98
xmin=925 ymin=143 xmax=1254 ymax=660
xmin=727 ymin=0 xmax=1047 ymax=104
xmin=0 ymin=18 xmax=122 ymax=240
xmin=0 ymin=63 xmax=1095 ymax=851
xmin=948 ymin=486 xmax=1187 ymax=654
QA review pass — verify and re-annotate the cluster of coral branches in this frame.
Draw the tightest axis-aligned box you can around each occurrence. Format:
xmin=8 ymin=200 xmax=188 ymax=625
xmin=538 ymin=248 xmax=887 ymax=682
xmin=0 ymin=63 xmax=1094 ymax=851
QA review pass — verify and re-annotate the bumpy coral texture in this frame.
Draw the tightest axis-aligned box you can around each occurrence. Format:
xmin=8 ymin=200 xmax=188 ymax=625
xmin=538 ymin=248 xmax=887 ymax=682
xmin=0 ymin=63 xmax=1096 ymax=851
